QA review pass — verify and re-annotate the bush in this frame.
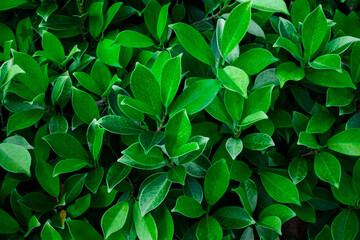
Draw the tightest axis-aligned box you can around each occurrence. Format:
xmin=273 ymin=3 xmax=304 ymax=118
xmin=1 ymin=0 xmax=360 ymax=239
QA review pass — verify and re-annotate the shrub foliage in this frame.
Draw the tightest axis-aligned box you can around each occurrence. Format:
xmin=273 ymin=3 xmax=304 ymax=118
xmin=1 ymin=0 xmax=360 ymax=239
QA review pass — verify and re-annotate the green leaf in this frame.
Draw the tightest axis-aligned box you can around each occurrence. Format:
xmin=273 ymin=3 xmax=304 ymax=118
xmin=205 ymin=96 xmax=233 ymax=125
xmin=260 ymin=171 xmax=301 ymax=205
xmin=327 ymin=129 xmax=360 ymax=156
xmin=43 ymin=133 xmax=89 ymax=161
xmin=40 ymin=221 xmax=62 ymax=240
xmin=240 ymin=111 xmax=268 ymax=128
xmin=225 ymin=138 xmax=243 ymax=160
xmin=172 ymin=195 xmax=205 ymax=218
xmin=139 ymin=131 xmax=164 ymax=154
xmin=71 ymin=87 xmax=100 ymax=124
xmin=256 ymin=216 xmax=282 ymax=235
xmin=230 ymin=161 xmax=252 ymax=182
xmin=89 ymin=1 xmax=104 ymax=39
xmin=85 ymin=167 xmax=104 ymax=194
xmin=273 ymin=37 xmax=302 ymax=59
xmin=306 ymin=69 xmax=356 ymax=89
xmin=326 ymin=88 xmax=354 ymax=107
xmin=0 ymin=143 xmax=31 ymax=176
xmin=242 ymin=133 xmax=274 ymax=151
xmin=204 ymin=159 xmax=230 ymax=206
xmin=243 ymin=85 xmax=274 ymax=116
xmin=315 ymin=225 xmax=332 ymax=240
xmin=0 ymin=209 xmax=20 ymax=234
xmin=275 ymin=62 xmax=305 ymax=88
xmin=221 ymin=2 xmax=251 ymax=58
xmin=101 ymin=201 xmax=129 ymax=238
xmin=213 ymin=206 xmax=255 ymax=229
xmin=53 ymin=158 xmax=89 ymax=176
xmin=351 ymin=42 xmax=360 ymax=83
xmin=169 ymin=23 xmax=215 ymax=66
xmin=102 ymin=2 xmax=123 ymax=33
xmin=323 ymin=36 xmax=360 ymax=55
xmin=96 ymin=37 xmax=122 ymax=68
xmin=131 ymin=63 xmax=161 ymax=116
xmin=0 ymin=0 xmax=29 ymax=10
xmin=49 ymin=115 xmax=68 ymax=133
xmin=224 ymin=89 xmax=244 ymax=121
xmin=106 ymin=162 xmax=131 ymax=192
xmin=298 ymin=132 xmax=321 ymax=149
xmin=218 ymin=66 xmax=249 ymax=97
xmin=309 ymin=54 xmax=342 ymax=72
xmin=139 ymin=173 xmax=171 ymax=216
xmin=63 ymin=173 xmax=86 ymax=203
xmin=196 ymin=216 xmax=223 ymax=240
xmin=66 ymin=219 xmax=103 ymax=240
xmin=306 ymin=110 xmax=335 ymax=134
xmin=238 ymin=0 xmax=289 ymax=15
xmin=25 ymin=215 xmax=41 ymax=236
xmin=331 ymin=209 xmax=359 ymax=240
xmin=7 ymin=109 xmax=45 ymax=136
xmin=114 ymin=30 xmax=154 ymax=48
xmin=119 ymin=143 xmax=167 ymax=170
xmin=157 ymin=3 xmax=170 ymax=40
xmin=98 ymin=115 xmax=142 ymax=135
xmin=170 ymin=79 xmax=221 ymax=115
xmin=291 ymin=0 xmax=310 ymax=29
xmin=161 ymin=55 xmax=182 ymax=107
xmin=166 ymin=165 xmax=186 ymax=185
xmin=288 ymin=157 xmax=307 ymax=184
xmin=302 ymin=6 xmax=328 ymax=58
xmin=314 ymin=152 xmax=341 ymax=188
xmin=86 ymin=119 xmax=105 ymax=162
xmin=232 ymin=48 xmax=279 ymax=76
xmin=67 ymin=194 xmax=91 ymax=218
xmin=152 ymin=204 xmax=174 ymax=240
xmin=35 ymin=160 xmax=60 ymax=198
xmin=165 ymin=109 xmax=191 ymax=157
xmin=41 ymin=31 xmax=65 ymax=64
xmin=259 ymin=204 xmax=296 ymax=223
xmin=18 ymin=192 xmax=55 ymax=212
xmin=133 ymin=201 xmax=158 ymax=240
xmin=331 ymin=172 xmax=357 ymax=206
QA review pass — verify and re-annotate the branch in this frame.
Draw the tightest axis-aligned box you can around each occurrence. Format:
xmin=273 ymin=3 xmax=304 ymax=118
xmin=191 ymin=0 xmax=231 ymax=26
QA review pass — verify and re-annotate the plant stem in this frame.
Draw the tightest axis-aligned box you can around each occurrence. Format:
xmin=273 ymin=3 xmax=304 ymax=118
xmin=191 ymin=0 xmax=231 ymax=26
xmin=156 ymin=115 xmax=167 ymax=132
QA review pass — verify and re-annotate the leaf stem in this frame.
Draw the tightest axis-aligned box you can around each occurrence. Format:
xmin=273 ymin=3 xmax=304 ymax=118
xmin=156 ymin=115 xmax=167 ymax=132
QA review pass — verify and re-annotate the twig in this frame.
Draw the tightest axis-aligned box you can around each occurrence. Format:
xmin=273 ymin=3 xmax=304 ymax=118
xmin=78 ymin=0 xmax=87 ymax=42
xmin=300 ymin=149 xmax=319 ymax=157
xmin=96 ymin=99 xmax=107 ymax=107
xmin=191 ymin=0 xmax=231 ymax=26
xmin=156 ymin=115 xmax=166 ymax=132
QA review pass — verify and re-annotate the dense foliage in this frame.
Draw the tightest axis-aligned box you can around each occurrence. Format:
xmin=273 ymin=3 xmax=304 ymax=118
xmin=1 ymin=0 xmax=360 ymax=239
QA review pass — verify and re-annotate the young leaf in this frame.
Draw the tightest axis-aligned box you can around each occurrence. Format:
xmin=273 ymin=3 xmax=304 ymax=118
xmin=166 ymin=165 xmax=186 ymax=185
xmin=259 ymin=204 xmax=296 ymax=223
xmin=314 ymin=152 xmax=341 ymax=188
xmin=139 ymin=131 xmax=165 ymax=154
xmin=302 ymin=6 xmax=328 ymax=58
xmin=0 ymin=143 xmax=31 ymax=176
xmin=101 ymin=201 xmax=129 ymax=238
xmin=327 ymin=129 xmax=360 ymax=156
xmin=213 ymin=206 xmax=255 ymax=229
xmin=242 ymin=133 xmax=275 ymax=151
xmin=169 ymin=23 xmax=215 ymax=66
xmin=106 ymin=162 xmax=132 ymax=192
xmin=196 ymin=217 xmax=223 ymax=240
xmin=288 ymin=157 xmax=307 ymax=184
xmin=157 ymin=3 xmax=170 ymax=40
xmin=41 ymin=31 xmax=65 ymax=64
xmin=133 ymin=201 xmax=158 ymax=240
xmin=260 ymin=171 xmax=301 ymax=205
xmin=71 ymin=87 xmax=100 ymax=124
xmin=218 ymin=66 xmax=249 ymax=97
xmin=275 ymin=62 xmax=305 ymax=88
xmin=225 ymin=138 xmax=243 ymax=160
xmin=204 ymin=159 xmax=230 ymax=206
xmin=232 ymin=48 xmax=279 ymax=76
xmin=309 ymin=54 xmax=342 ymax=72
xmin=114 ymin=30 xmax=154 ymax=48
xmin=165 ymin=109 xmax=191 ymax=157
xmin=221 ymin=2 xmax=251 ymax=58
xmin=139 ymin=174 xmax=172 ymax=216
xmin=331 ymin=209 xmax=359 ymax=240
xmin=40 ymin=221 xmax=62 ymax=240
xmin=172 ymin=195 xmax=205 ymax=218
xmin=224 ymin=89 xmax=244 ymax=121
xmin=170 ymin=79 xmax=221 ymax=115
xmin=161 ymin=55 xmax=182 ymax=107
